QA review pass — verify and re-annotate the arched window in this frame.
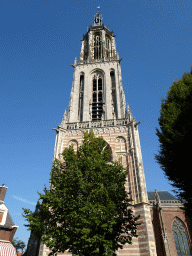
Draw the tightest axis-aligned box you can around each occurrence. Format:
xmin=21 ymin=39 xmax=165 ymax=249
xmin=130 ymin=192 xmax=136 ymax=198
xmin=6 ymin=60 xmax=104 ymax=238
xmin=92 ymin=73 xmax=103 ymax=121
xmin=110 ymin=70 xmax=117 ymax=118
xmin=103 ymin=143 xmax=112 ymax=162
xmin=115 ymin=136 xmax=126 ymax=165
xmin=84 ymin=39 xmax=88 ymax=60
xmin=93 ymin=79 xmax=97 ymax=91
xmin=106 ymin=37 xmax=111 ymax=58
xmin=78 ymin=74 xmax=84 ymax=122
xmin=116 ymin=136 xmax=126 ymax=152
xmin=80 ymin=75 xmax=84 ymax=91
xmin=94 ymin=33 xmax=102 ymax=59
xmin=98 ymin=78 xmax=102 ymax=90
xmin=69 ymin=140 xmax=78 ymax=152
xmin=172 ymin=218 xmax=191 ymax=255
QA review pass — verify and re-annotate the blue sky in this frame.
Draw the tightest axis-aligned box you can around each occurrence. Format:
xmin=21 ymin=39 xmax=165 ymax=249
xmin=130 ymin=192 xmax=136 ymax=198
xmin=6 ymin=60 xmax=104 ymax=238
xmin=1 ymin=0 xmax=192 ymax=251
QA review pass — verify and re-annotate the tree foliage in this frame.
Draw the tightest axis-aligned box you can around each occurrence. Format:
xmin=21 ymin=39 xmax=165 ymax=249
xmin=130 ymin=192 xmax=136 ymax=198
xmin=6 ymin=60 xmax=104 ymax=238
xmin=11 ymin=237 xmax=26 ymax=252
xmin=155 ymin=66 xmax=192 ymax=217
xmin=22 ymin=130 xmax=139 ymax=256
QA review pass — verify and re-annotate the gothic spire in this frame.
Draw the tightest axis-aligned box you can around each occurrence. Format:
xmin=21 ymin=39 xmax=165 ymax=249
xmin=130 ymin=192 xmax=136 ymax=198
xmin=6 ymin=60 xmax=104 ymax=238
xmin=61 ymin=109 xmax=68 ymax=126
xmin=126 ymin=103 xmax=133 ymax=121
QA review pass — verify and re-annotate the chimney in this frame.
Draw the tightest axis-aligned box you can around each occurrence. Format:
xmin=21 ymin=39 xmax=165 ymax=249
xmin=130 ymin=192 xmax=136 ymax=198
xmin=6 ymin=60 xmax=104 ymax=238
xmin=0 ymin=184 xmax=8 ymax=201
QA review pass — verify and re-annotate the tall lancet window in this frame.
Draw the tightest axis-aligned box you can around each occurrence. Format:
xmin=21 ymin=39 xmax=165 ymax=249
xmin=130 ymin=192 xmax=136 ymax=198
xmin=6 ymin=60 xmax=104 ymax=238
xmin=92 ymin=73 xmax=103 ymax=121
xmin=172 ymin=218 xmax=191 ymax=255
xmin=84 ymin=39 xmax=88 ymax=60
xmin=78 ymin=74 xmax=84 ymax=122
xmin=110 ymin=71 xmax=117 ymax=118
xmin=94 ymin=33 xmax=102 ymax=59
xmin=106 ymin=36 xmax=111 ymax=58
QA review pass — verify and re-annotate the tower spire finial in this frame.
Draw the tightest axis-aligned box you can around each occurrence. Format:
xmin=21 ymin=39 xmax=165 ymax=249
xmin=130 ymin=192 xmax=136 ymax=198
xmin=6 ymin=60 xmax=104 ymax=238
xmin=97 ymin=6 xmax=100 ymax=12
xmin=93 ymin=7 xmax=103 ymax=26
xmin=126 ymin=103 xmax=133 ymax=121
xmin=61 ymin=109 xmax=68 ymax=127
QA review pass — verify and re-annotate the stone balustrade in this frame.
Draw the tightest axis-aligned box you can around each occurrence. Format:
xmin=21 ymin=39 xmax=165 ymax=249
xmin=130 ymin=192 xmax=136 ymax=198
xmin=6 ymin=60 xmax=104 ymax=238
xmin=76 ymin=56 xmax=118 ymax=66
xmin=59 ymin=118 xmax=132 ymax=130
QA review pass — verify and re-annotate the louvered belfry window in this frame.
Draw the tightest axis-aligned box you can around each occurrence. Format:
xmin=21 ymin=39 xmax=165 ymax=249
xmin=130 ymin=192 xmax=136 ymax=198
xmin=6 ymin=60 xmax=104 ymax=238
xmin=94 ymin=33 xmax=102 ymax=59
xmin=92 ymin=74 xmax=103 ymax=121
xmin=78 ymin=74 xmax=84 ymax=122
xmin=172 ymin=218 xmax=191 ymax=255
xmin=106 ymin=37 xmax=111 ymax=58
xmin=110 ymin=71 xmax=117 ymax=118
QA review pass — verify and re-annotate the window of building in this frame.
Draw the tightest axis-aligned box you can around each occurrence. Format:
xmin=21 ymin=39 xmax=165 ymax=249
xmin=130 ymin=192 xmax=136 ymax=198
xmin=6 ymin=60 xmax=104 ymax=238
xmin=172 ymin=218 xmax=191 ymax=255
xmin=94 ymin=33 xmax=102 ymax=59
xmin=106 ymin=37 xmax=111 ymax=58
xmin=69 ymin=140 xmax=78 ymax=152
xmin=84 ymin=39 xmax=88 ymax=60
xmin=92 ymin=74 xmax=103 ymax=121
xmin=98 ymin=78 xmax=102 ymax=90
xmin=110 ymin=71 xmax=117 ymax=118
xmin=93 ymin=79 xmax=97 ymax=91
xmin=103 ymin=143 xmax=112 ymax=162
xmin=98 ymin=92 xmax=102 ymax=102
xmin=93 ymin=92 xmax=96 ymax=102
xmin=116 ymin=136 xmax=126 ymax=152
xmin=78 ymin=74 xmax=84 ymax=122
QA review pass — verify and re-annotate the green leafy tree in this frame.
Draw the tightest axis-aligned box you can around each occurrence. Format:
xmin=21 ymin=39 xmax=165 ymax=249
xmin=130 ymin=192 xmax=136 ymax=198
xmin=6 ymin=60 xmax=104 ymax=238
xmin=155 ymin=66 xmax=192 ymax=217
xmin=22 ymin=130 xmax=139 ymax=256
xmin=11 ymin=237 xmax=26 ymax=252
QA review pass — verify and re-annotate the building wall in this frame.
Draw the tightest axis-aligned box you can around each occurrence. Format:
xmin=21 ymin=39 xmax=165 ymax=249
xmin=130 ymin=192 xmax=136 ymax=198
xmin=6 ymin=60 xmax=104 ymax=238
xmin=150 ymin=205 xmax=192 ymax=256
xmin=54 ymin=125 xmax=145 ymax=204
xmin=68 ymin=61 xmax=125 ymax=123
xmin=162 ymin=207 xmax=192 ymax=256
xmin=0 ymin=227 xmax=17 ymax=242
xmin=46 ymin=126 xmax=157 ymax=256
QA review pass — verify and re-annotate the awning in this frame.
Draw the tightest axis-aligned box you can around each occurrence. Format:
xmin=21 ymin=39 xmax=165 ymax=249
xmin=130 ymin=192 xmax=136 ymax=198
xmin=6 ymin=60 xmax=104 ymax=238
xmin=0 ymin=242 xmax=17 ymax=256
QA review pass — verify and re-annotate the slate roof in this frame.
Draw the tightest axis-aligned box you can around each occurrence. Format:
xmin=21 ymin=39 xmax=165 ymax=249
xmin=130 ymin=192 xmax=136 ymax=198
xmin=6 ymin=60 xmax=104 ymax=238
xmin=4 ymin=211 xmax=15 ymax=228
xmin=0 ymin=210 xmax=16 ymax=228
xmin=147 ymin=190 xmax=178 ymax=201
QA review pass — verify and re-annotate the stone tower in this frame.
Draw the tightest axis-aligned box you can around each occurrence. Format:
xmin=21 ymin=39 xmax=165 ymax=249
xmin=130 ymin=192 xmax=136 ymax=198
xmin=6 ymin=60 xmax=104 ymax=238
xmin=38 ymin=8 xmax=157 ymax=256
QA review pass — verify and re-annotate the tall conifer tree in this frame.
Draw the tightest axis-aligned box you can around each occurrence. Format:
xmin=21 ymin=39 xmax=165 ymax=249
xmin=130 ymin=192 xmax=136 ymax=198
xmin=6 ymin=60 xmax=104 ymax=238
xmin=155 ymin=66 xmax=192 ymax=217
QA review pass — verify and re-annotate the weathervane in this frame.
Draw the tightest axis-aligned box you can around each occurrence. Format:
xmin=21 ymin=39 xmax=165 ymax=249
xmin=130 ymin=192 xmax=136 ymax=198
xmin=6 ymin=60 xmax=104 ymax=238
xmin=97 ymin=6 xmax=100 ymax=12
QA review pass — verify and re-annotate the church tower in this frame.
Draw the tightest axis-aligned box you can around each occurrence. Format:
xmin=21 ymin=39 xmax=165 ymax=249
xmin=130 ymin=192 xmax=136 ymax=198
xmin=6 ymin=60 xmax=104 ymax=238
xmin=38 ymin=9 xmax=157 ymax=256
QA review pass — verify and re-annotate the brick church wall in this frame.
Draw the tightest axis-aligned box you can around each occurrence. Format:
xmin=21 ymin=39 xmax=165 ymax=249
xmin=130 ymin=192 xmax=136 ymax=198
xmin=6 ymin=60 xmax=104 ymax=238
xmin=150 ymin=205 xmax=192 ymax=256
xmin=161 ymin=207 xmax=192 ymax=256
